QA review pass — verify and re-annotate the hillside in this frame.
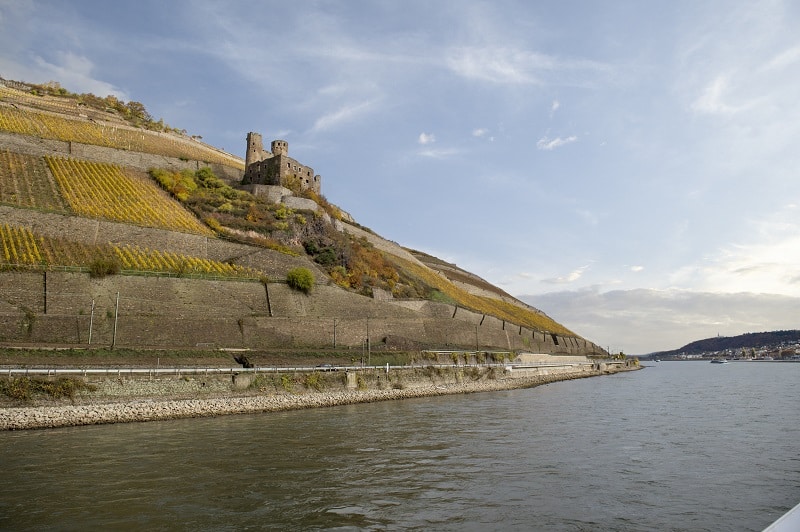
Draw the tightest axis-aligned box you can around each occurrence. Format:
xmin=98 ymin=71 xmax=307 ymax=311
xmin=649 ymin=330 xmax=800 ymax=358
xmin=0 ymin=78 xmax=604 ymax=357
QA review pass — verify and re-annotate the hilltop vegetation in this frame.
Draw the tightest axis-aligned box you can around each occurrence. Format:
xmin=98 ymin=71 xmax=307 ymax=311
xmin=0 ymin=82 xmax=241 ymax=168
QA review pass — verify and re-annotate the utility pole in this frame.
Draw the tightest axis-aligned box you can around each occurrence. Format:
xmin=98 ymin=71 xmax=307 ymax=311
xmin=111 ymin=292 xmax=120 ymax=349
xmin=333 ymin=318 xmax=337 ymax=348
xmin=88 ymin=299 xmax=95 ymax=345
xmin=367 ymin=317 xmax=371 ymax=367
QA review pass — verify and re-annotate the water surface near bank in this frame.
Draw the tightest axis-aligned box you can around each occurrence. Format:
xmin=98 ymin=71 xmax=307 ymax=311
xmin=1 ymin=362 xmax=797 ymax=531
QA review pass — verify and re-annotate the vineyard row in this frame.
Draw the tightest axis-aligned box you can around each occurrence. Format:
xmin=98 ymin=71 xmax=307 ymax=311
xmin=0 ymin=223 xmax=263 ymax=280
xmin=0 ymin=104 xmax=243 ymax=169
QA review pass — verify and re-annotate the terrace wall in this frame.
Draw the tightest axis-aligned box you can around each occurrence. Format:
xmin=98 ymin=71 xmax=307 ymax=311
xmin=0 ymin=271 xmax=605 ymax=355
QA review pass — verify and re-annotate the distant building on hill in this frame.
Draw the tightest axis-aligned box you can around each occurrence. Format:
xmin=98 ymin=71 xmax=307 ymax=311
xmin=241 ymin=132 xmax=321 ymax=194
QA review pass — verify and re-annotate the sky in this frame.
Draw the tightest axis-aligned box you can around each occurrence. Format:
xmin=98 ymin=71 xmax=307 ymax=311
xmin=1 ymin=0 xmax=799 ymax=354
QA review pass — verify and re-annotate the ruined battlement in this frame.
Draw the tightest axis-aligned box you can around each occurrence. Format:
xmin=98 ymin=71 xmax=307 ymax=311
xmin=241 ymin=132 xmax=321 ymax=194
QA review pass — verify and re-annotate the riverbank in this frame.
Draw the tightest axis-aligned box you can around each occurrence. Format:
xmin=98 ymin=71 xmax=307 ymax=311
xmin=0 ymin=366 xmax=637 ymax=430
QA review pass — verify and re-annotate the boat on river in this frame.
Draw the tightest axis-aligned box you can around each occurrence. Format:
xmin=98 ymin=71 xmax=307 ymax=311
xmin=710 ymin=358 xmax=729 ymax=364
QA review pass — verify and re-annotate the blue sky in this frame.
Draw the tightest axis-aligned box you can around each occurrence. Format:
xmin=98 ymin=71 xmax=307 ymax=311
xmin=2 ymin=0 xmax=799 ymax=353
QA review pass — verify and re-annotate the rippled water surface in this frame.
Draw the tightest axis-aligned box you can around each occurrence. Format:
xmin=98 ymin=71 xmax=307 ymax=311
xmin=1 ymin=362 xmax=799 ymax=531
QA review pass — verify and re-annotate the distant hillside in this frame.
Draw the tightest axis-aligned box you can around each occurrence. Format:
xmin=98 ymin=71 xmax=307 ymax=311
xmin=651 ymin=330 xmax=800 ymax=357
xmin=0 ymin=77 xmax=601 ymax=355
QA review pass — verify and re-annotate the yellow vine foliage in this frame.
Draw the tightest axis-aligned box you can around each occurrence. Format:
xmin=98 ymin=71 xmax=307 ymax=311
xmin=391 ymin=255 xmax=574 ymax=336
xmin=0 ymin=223 xmax=261 ymax=280
xmin=45 ymin=156 xmax=214 ymax=236
xmin=0 ymin=101 xmax=243 ymax=169
xmin=112 ymin=244 xmax=261 ymax=278
xmin=0 ymin=223 xmax=43 ymax=265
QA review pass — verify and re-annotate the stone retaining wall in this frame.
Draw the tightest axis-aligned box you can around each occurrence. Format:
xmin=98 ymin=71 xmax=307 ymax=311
xmin=0 ymin=270 xmax=605 ymax=354
xmin=0 ymin=364 xmax=632 ymax=430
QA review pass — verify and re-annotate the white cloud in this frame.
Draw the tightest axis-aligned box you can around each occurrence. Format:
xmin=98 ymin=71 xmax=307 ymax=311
xmin=691 ymin=75 xmax=739 ymax=115
xmin=551 ymin=100 xmax=560 ymax=114
xmin=763 ymin=45 xmax=800 ymax=71
xmin=669 ymin=205 xmax=800 ymax=296
xmin=536 ymin=135 xmax=577 ymax=150
xmin=446 ymin=46 xmax=546 ymax=84
xmin=419 ymin=147 xmax=459 ymax=159
xmin=1 ymin=50 xmax=127 ymax=100
xmin=575 ymin=208 xmax=599 ymax=226
xmin=418 ymin=132 xmax=436 ymax=144
xmin=472 ymin=128 xmax=488 ymax=137
xmin=445 ymin=44 xmax=611 ymax=87
xmin=630 ymin=265 xmax=644 ymax=273
xmin=524 ymin=288 xmax=800 ymax=354
xmin=543 ymin=264 xmax=590 ymax=284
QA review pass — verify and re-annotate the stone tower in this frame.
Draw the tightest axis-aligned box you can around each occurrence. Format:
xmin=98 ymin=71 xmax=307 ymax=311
xmin=271 ymin=140 xmax=288 ymax=156
xmin=245 ymin=132 xmax=265 ymax=167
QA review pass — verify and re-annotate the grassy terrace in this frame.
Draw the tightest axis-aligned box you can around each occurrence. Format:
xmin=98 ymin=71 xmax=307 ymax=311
xmin=0 ymin=149 xmax=67 ymax=211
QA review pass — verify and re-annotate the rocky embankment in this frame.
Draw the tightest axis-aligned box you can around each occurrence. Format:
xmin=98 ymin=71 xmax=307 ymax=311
xmin=0 ymin=369 xmax=629 ymax=431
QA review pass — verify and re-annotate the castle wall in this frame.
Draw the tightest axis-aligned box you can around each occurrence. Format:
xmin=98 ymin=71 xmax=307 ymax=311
xmin=241 ymin=133 xmax=321 ymax=195
xmin=242 ymin=155 xmax=320 ymax=194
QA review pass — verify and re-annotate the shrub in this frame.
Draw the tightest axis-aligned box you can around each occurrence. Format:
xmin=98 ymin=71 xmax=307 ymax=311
xmin=304 ymin=372 xmax=324 ymax=391
xmin=88 ymin=256 xmax=120 ymax=278
xmin=0 ymin=376 xmax=96 ymax=401
xmin=286 ymin=267 xmax=314 ymax=293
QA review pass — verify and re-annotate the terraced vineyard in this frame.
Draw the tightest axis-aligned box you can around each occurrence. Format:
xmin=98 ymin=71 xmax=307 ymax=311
xmin=0 ymin=223 xmax=43 ymax=266
xmin=0 ymin=150 xmax=67 ymax=211
xmin=391 ymin=255 xmax=574 ymax=336
xmin=0 ymin=102 xmax=243 ymax=169
xmin=45 ymin=156 xmax=214 ymax=236
xmin=113 ymin=244 xmax=262 ymax=278
xmin=1 ymin=222 xmax=261 ymax=280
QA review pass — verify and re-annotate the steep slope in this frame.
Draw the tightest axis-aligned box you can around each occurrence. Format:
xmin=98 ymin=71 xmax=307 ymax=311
xmin=0 ymin=79 xmax=604 ymax=356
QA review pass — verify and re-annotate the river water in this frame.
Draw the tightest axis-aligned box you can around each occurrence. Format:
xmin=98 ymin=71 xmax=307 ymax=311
xmin=1 ymin=361 xmax=798 ymax=531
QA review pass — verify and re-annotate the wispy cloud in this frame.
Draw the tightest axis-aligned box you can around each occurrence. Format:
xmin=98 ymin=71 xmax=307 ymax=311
xmin=763 ymin=45 xmax=800 ymax=71
xmin=310 ymin=99 xmax=378 ymax=133
xmin=669 ymin=205 xmax=800 ymax=296
xmin=446 ymin=47 xmax=547 ymax=84
xmin=543 ymin=264 xmax=590 ymax=284
xmin=419 ymin=147 xmax=459 ymax=159
xmin=536 ymin=135 xmax=577 ymax=150
xmin=418 ymin=132 xmax=436 ymax=145
xmin=445 ymin=45 xmax=610 ymax=87
xmin=691 ymin=75 xmax=739 ymax=115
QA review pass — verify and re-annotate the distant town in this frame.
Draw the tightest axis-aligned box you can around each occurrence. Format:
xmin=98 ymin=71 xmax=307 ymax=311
xmin=644 ymin=330 xmax=800 ymax=361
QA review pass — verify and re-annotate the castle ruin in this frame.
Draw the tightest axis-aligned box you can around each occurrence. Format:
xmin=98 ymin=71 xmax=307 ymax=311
xmin=241 ymin=132 xmax=321 ymax=194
